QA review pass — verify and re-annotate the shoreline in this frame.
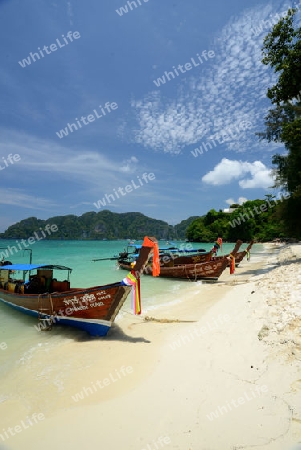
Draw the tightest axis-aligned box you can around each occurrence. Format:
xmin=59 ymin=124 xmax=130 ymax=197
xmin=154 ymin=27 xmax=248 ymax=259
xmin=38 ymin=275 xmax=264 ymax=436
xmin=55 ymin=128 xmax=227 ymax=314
xmin=1 ymin=242 xmax=301 ymax=450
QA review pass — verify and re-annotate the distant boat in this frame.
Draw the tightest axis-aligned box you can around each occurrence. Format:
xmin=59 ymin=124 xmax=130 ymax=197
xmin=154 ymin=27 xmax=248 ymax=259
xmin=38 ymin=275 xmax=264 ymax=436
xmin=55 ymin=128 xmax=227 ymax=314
xmin=119 ymin=241 xmax=243 ymax=281
xmin=0 ymin=237 xmax=158 ymax=336
xmin=116 ymin=242 xmax=207 ymax=267
xmin=162 ymin=240 xmax=254 ymax=267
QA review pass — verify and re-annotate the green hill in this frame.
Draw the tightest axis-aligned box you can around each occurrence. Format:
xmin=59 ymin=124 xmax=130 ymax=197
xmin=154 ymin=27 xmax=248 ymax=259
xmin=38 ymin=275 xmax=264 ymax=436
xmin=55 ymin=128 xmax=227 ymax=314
xmin=0 ymin=210 xmax=175 ymax=240
xmin=1 ymin=197 xmax=298 ymax=242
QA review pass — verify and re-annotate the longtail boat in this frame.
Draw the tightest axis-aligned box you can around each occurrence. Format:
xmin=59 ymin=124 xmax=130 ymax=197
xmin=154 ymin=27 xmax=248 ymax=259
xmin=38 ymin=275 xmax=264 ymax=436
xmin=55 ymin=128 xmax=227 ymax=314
xmin=0 ymin=237 xmax=159 ymax=336
xmin=234 ymin=240 xmax=254 ymax=266
xmin=93 ymin=242 xmax=206 ymax=263
xmin=119 ymin=240 xmax=242 ymax=281
xmin=165 ymin=240 xmax=253 ymax=267
xmin=116 ymin=238 xmax=222 ymax=268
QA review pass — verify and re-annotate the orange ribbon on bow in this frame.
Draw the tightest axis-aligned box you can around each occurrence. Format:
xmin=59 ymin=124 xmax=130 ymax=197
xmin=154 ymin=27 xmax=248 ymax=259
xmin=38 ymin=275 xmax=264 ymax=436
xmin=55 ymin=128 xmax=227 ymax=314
xmin=141 ymin=236 xmax=160 ymax=277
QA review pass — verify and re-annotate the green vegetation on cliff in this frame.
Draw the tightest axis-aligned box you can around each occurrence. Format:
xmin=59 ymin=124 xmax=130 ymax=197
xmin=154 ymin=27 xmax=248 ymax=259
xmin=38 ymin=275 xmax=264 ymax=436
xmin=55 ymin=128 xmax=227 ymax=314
xmin=0 ymin=210 xmax=175 ymax=240
xmin=186 ymin=197 xmax=295 ymax=242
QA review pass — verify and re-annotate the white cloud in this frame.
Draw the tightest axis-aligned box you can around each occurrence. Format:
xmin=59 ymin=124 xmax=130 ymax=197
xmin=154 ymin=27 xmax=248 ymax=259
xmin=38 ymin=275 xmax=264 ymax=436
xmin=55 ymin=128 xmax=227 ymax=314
xmin=202 ymin=158 xmax=274 ymax=189
xmin=0 ymin=188 xmax=58 ymax=210
xmin=127 ymin=2 xmax=289 ymax=154
xmin=226 ymin=197 xmax=248 ymax=205
xmin=226 ymin=198 xmax=235 ymax=205
xmin=239 ymin=170 xmax=273 ymax=188
xmin=120 ymin=156 xmax=139 ymax=173
xmin=0 ymin=130 xmax=140 ymax=187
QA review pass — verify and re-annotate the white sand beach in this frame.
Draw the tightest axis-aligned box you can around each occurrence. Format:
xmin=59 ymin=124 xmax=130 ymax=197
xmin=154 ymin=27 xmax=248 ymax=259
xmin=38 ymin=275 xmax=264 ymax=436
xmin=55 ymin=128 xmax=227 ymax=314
xmin=1 ymin=243 xmax=301 ymax=450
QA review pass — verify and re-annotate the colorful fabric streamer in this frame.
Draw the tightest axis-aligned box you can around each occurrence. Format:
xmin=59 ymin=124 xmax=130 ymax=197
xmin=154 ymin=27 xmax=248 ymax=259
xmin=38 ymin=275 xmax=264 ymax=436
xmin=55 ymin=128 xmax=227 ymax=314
xmin=211 ymin=237 xmax=223 ymax=255
xmin=217 ymin=237 xmax=223 ymax=251
xmin=121 ymin=237 xmax=159 ymax=315
xmin=122 ymin=271 xmax=141 ymax=315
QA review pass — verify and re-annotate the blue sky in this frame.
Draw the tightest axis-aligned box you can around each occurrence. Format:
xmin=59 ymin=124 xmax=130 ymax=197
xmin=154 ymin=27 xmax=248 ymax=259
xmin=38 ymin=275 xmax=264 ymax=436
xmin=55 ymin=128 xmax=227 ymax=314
xmin=0 ymin=0 xmax=300 ymax=232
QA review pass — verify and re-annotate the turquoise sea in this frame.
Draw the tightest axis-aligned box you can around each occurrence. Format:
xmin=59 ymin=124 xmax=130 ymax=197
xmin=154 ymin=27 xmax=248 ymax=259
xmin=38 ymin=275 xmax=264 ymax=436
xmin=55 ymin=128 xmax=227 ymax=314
xmin=0 ymin=239 xmax=263 ymax=397
xmin=0 ymin=238 xmax=263 ymax=321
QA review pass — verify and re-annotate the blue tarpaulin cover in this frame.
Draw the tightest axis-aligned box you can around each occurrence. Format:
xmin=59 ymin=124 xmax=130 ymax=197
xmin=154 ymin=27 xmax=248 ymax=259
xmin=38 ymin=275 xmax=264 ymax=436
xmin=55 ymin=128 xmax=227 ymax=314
xmin=0 ymin=264 xmax=72 ymax=272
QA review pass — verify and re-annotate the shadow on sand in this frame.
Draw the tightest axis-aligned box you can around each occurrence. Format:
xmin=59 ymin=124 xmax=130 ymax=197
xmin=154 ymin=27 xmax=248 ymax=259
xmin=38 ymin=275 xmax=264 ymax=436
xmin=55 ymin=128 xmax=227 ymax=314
xmin=51 ymin=322 xmax=152 ymax=344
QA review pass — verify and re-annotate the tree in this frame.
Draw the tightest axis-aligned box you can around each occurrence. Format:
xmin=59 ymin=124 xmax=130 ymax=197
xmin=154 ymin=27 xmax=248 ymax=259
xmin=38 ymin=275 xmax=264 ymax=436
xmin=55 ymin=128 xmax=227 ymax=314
xmin=186 ymin=199 xmax=283 ymax=242
xmin=258 ymin=8 xmax=301 ymax=237
xmin=261 ymin=8 xmax=301 ymax=104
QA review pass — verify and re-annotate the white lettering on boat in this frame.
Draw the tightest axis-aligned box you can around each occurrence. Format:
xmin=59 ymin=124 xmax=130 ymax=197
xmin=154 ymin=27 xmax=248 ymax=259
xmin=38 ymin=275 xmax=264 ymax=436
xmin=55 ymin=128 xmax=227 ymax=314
xmin=63 ymin=293 xmax=98 ymax=306
xmin=96 ymin=294 xmax=111 ymax=301
xmin=69 ymin=305 xmax=89 ymax=312
xmin=90 ymin=301 xmax=105 ymax=308
xmin=81 ymin=294 xmax=96 ymax=303
xmin=96 ymin=290 xmax=107 ymax=296
xmin=62 ymin=292 xmax=110 ymax=310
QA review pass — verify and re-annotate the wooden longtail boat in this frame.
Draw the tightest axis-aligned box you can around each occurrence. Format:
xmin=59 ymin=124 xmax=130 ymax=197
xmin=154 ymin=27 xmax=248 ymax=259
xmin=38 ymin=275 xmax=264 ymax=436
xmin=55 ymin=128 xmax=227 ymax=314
xmin=234 ymin=240 xmax=254 ymax=266
xmin=167 ymin=241 xmax=254 ymax=267
xmin=161 ymin=251 xmax=212 ymax=266
xmin=95 ymin=243 xmax=206 ymax=264
xmin=0 ymin=237 xmax=158 ymax=336
xmin=119 ymin=240 xmax=242 ymax=281
xmin=117 ymin=244 xmax=208 ymax=268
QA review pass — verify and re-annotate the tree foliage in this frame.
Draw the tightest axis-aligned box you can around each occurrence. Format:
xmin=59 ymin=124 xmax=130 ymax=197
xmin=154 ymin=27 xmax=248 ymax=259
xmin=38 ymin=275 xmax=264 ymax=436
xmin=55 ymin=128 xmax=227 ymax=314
xmin=186 ymin=198 xmax=289 ymax=242
xmin=261 ymin=8 xmax=301 ymax=104
xmin=257 ymin=8 xmax=301 ymax=236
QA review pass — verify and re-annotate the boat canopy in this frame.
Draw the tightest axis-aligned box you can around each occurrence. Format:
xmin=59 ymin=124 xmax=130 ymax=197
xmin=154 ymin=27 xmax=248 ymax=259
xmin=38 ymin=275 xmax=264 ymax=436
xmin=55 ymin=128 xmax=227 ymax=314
xmin=128 ymin=244 xmax=177 ymax=251
xmin=0 ymin=264 xmax=72 ymax=272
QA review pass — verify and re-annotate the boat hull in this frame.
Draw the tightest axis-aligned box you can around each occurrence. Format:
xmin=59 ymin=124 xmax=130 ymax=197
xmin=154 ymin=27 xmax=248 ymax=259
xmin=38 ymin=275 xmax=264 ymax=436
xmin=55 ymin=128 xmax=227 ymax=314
xmin=119 ymin=258 xmax=229 ymax=281
xmin=153 ymin=258 xmax=229 ymax=280
xmin=0 ymin=283 xmax=131 ymax=336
